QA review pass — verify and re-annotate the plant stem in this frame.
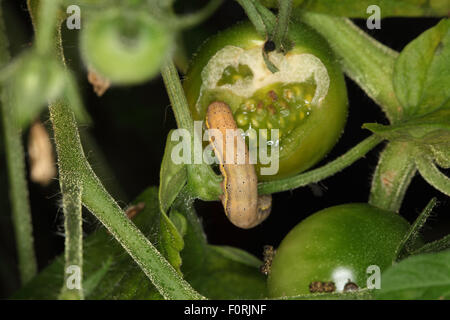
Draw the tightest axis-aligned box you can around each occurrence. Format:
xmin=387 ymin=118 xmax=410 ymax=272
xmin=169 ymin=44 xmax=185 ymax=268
xmin=0 ymin=4 xmax=37 ymax=285
xmin=394 ymin=198 xmax=437 ymax=261
xmin=25 ymin=1 xmax=205 ymax=299
xmin=416 ymin=155 xmax=450 ymax=197
xmin=48 ymin=95 xmax=204 ymax=299
xmin=58 ymin=183 xmax=84 ymax=300
xmin=170 ymin=0 xmax=224 ymax=30
xmin=296 ymin=11 xmax=402 ymax=123
xmin=272 ymin=0 xmax=292 ymax=51
xmin=161 ymin=60 xmax=222 ymax=201
xmin=235 ymin=0 xmax=268 ymax=38
xmin=35 ymin=0 xmax=61 ymax=55
xmin=369 ymin=141 xmax=417 ymax=212
xmin=258 ymin=135 xmax=383 ymax=194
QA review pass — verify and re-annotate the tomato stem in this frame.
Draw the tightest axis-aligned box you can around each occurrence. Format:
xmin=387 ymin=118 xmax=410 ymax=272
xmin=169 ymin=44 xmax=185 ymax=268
xmin=161 ymin=59 xmax=223 ymax=201
xmin=272 ymin=0 xmax=293 ymax=52
xmin=236 ymin=0 xmax=269 ymax=38
xmin=0 ymin=6 xmax=37 ymax=285
xmin=369 ymin=142 xmax=417 ymax=213
xmin=258 ymin=135 xmax=383 ymax=194
xmin=394 ymin=198 xmax=437 ymax=261
xmin=26 ymin=2 xmax=205 ymax=299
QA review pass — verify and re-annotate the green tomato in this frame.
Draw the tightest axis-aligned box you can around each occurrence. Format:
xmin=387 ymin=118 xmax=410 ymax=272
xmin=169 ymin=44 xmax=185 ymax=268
xmin=184 ymin=22 xmax=348 ymax=181
xmin=80 ymin=9 xmax=172 ymax=85
xmin=267 ymin=203 xmax=414 ymax=297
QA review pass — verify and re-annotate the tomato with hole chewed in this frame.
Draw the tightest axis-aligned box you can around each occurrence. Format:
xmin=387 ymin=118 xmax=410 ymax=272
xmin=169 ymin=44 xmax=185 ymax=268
xmin=184 ymin=22 xmax=348 ymax=181
xmin=267 ymin=203 xmax=415 ymax=297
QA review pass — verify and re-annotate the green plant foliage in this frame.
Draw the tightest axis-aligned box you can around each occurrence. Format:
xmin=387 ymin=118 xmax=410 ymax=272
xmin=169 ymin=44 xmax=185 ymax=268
xmin=393 ymin=19 xmax=449 ymax=118
xmin=375 ymin=250 xmax=450 ymax=299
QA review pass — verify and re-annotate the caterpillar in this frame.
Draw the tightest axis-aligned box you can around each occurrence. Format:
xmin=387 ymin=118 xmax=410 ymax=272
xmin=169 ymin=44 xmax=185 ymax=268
xmin=205 ymin=101 xmax=272 ymax=229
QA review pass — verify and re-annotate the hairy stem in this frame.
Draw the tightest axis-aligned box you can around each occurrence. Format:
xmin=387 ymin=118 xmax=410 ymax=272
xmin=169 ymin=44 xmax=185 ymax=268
xmin=258 ymin=135 xmax=383 ymax=194
xmin=369 ymin=142 xmax=417 ymax=212
xmin=161 ymin=60 xmax=222 ymax=201
xmin=296 ymin=11 xmax=402 ymax=123
xmin=34 ymin=0 xmax=61 ymax=55
xmin=25 ymin=1 xmax=205 ymax=300
xmin=236 ymin=0 xmax=268 ymax=38
xmin=272 ymin=0 xmax=292 ymax=51
xmin=58 ymin=183 xmax=84 ymax=300
xmin=0 ymin=4 xmax=37 ymax=285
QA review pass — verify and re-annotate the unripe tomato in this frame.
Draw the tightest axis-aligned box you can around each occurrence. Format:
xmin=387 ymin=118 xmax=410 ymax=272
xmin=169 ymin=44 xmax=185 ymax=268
xmin=80 ymin=10 xmax=172 ymax=85
xmin=267 ymin=203 xmax=413 ymax=297
xmin=184 ymin=22 xmax=348 ymax=181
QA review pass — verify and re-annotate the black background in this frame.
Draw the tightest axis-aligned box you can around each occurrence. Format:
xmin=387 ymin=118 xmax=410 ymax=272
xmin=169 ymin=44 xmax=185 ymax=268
xmin=0 ymin=0 xmax=448 ymax=298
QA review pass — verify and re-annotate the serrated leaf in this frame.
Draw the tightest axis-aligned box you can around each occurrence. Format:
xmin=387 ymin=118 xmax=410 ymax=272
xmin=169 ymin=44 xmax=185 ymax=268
xmin=393 ymin=19 xmax=450 ymax=118
xmin=159 ymin=130 xmax=187 ymax=214
xmin=375 ymin=250 xmax=450 ymax=300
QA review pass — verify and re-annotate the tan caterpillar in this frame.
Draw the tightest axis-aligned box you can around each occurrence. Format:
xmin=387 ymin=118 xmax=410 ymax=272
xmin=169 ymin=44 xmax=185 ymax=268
xmin=205 ymin=101 xmax=272 ymax=229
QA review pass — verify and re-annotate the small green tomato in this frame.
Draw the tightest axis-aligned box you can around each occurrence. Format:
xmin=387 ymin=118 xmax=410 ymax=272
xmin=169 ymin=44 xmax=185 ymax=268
xmin=80 ymin=10 xmax=172 ymax=85
xmin=267 ymin=203 xmax=415 ymax=297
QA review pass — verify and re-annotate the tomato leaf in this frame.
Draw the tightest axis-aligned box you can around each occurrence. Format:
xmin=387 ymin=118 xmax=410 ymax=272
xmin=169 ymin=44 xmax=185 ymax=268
xmin=159 ymin=130 xmax=187 ymax=214
xmin=375 ymin=250 xmax=450 ymax=300
xmin=363 ymin=107 xmax=450 ymax=167
xmin=393 ymin=19 xmax=450 ymax=118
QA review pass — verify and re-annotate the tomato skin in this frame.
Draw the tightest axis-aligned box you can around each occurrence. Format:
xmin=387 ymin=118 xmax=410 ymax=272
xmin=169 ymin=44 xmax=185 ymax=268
xmin=184 ymin=22 xmax=348 ymax=181
xmin=267 ymin=203 xmax=413 ymax=297
xmin=80 ymin=9 xmax=172 ymax=85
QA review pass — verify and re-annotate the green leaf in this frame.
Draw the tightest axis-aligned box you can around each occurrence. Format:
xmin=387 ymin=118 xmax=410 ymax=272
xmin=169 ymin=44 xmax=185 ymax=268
xmin=132 ymin=188 xmax=184 ymax=275
xmin=159 ymin=130 xmax=187 ymax=214
xmin=393 ymin=19 xmax=450 ymax=118
xmin=172 ymin=192 xmax=267 ymax=299
xmin=363 ymin=107 xmax=450 ymax=166
xmin=260 ymin=0 xmax=449 ymax=18
xmin=375 ymin=250 xmax=450 ymax=300
xmin=12 ymin=187 xmax=182 ymax=299
xmin=209 ymin=245 xmax=263 ymax=268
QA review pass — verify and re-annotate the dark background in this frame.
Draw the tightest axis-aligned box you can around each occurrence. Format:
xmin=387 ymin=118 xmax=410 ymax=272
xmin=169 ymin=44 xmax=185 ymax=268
xmin=0 ymin=0 xmax=448 ymax=298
